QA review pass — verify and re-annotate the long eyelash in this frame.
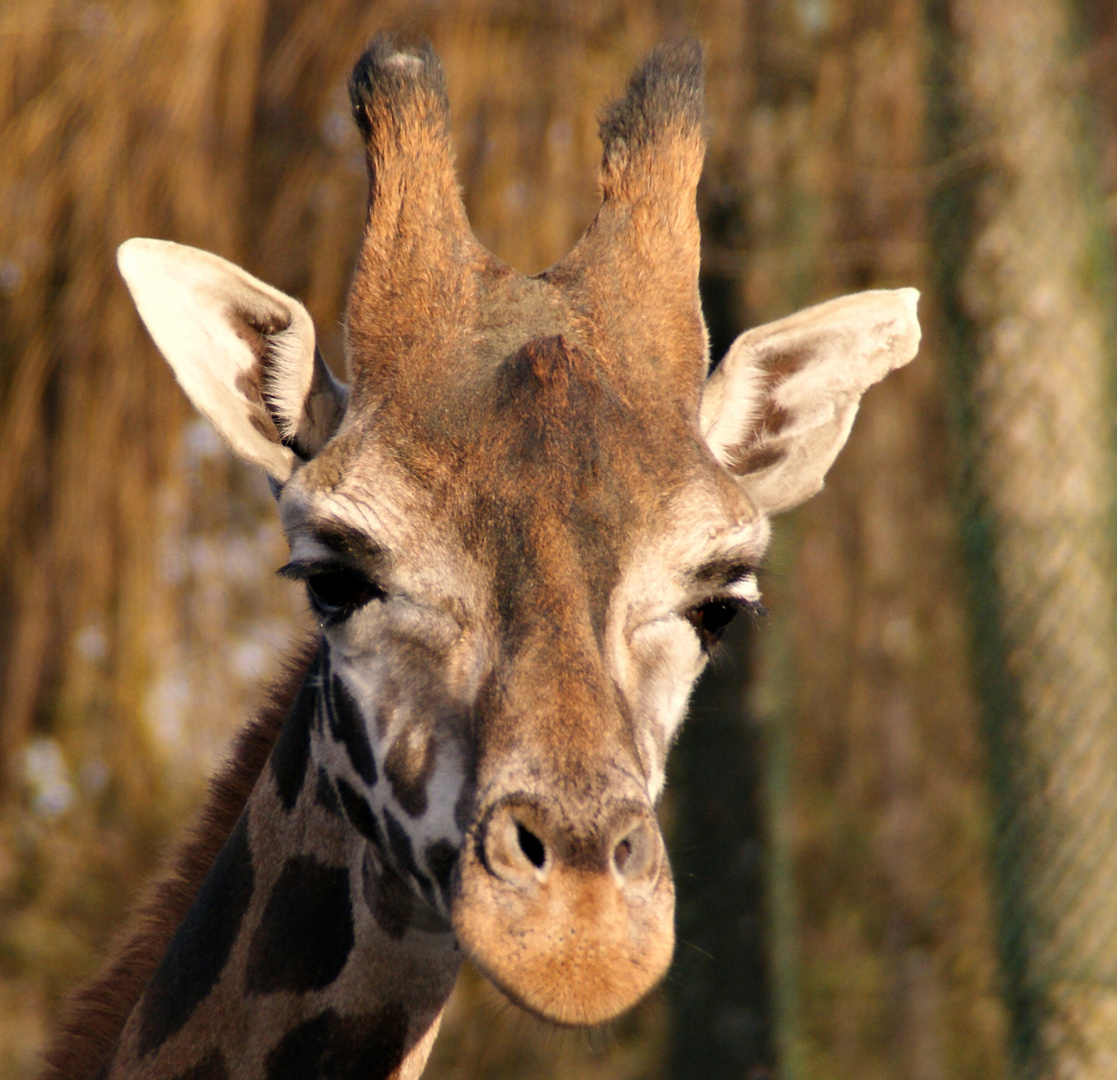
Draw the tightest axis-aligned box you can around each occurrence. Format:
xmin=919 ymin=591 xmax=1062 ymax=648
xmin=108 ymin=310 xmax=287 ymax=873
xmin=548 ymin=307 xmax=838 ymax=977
xmin=277 ymin=560 xmax=332 ymax=581
xmin=744 ymin=598 xmax=768 ymax=619
xmin=705 ymin=594 xmax=768 ymax=620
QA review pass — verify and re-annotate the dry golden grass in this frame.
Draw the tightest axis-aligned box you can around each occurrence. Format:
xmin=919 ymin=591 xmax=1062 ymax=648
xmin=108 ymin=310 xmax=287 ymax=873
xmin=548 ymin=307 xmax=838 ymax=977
xmin=0 ymin=1 xmax=1063 ymax=1078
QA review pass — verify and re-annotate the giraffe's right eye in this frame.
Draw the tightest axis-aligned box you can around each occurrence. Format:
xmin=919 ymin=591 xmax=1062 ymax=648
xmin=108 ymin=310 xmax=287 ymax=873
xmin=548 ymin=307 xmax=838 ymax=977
xmin=280 ymin=562 xmax=384 ymax=621
xmin=305 ymin=567 xmax=383 ymax=620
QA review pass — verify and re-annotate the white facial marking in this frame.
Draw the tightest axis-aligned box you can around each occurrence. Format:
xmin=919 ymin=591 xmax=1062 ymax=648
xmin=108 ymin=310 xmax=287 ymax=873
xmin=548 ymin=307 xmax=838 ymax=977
xmin=318 ymin=653 xmax=466 ymax=918
xmin=727 ymin=573 xmax=761 ymax=606
xmin=604 ymin=488 xmax=772 ymax=801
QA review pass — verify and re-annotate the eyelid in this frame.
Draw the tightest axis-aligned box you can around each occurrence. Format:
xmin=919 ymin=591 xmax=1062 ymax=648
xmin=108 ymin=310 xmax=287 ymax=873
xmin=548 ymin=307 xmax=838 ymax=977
xmin=687 ymin=572 xmax=767 ymax=624
xmin=285 ymin=524 xmax=389 ymax=574
xmin=694 ymin=555 xmax=763 ymax=584
xmin=725 ymin=571 xmax=762 ymax=605
xmin=279 ymin=544 xmax=389 ymax=578
xmin=313 ymin=526 xmax=386 ymax=565
xmin=689 ymin=563 xmax=762 ymax=600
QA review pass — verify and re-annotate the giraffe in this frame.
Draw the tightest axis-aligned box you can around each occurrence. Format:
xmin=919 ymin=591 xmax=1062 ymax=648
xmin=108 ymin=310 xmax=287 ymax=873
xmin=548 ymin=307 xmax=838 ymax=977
xmin=40 ymin=35 xmax=920 ymax=1080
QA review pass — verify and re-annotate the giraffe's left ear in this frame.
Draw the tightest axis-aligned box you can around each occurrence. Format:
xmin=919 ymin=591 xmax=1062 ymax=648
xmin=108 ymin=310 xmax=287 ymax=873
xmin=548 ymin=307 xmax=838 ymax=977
xmin=700 ymin=289 xmax=920 ymax=517
xmin=117 ymin=238 xmax=348 ymax=483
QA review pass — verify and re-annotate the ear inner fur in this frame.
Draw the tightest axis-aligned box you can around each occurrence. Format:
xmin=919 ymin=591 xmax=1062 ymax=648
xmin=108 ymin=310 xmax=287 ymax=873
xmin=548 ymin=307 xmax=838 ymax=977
xmin=116 ymin=239 xmax=346 ymax=482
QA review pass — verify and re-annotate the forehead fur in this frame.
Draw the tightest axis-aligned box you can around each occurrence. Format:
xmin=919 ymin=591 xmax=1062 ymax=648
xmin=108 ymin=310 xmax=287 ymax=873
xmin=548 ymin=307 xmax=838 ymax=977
xmin=296 ymin=331 xmax=726 ymax=643
xmin=465 ymin=336 xmax=687 ymax=644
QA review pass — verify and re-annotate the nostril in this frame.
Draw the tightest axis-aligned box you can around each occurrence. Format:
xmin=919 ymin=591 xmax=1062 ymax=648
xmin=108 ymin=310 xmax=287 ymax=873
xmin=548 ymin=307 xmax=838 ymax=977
xmin=516 ymin=822 xmax=546 ymax=869
xmin=481 ymin=803 xmax=553 ymax=886
xmin=611 ymin=820 xmax=657 ymax=885
xmin=613 ymin=837 xmax=633 ymax=873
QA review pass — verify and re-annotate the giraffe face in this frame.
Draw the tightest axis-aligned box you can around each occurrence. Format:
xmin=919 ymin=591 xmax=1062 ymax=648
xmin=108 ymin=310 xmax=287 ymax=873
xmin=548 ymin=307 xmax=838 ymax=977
xmin=117 ymin=36 xmax=919 ymax=1032
xmin=274 ymin=332 xmax=772 ymax=1022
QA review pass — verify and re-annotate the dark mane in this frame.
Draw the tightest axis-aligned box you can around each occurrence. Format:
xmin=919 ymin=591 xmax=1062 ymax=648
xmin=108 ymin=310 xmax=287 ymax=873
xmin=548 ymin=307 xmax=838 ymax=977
xmin=37 ymin=642 xmax=317 ymax=1080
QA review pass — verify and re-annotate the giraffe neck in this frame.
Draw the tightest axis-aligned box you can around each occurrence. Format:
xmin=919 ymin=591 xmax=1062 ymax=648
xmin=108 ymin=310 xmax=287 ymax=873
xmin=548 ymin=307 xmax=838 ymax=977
xmin=106 ymin=647 xmax=462 ymax=1080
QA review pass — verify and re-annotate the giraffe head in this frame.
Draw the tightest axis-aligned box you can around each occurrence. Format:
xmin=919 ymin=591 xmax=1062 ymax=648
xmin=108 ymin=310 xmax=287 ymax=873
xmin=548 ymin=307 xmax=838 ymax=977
xmin=117 ymin=37 xmax=919 ymax=1027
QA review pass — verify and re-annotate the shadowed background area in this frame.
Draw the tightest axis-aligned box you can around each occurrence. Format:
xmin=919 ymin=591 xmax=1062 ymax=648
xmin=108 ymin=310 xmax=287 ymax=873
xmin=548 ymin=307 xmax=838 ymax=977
xmin=3 ymin=1 xmax=1117 ymax=1078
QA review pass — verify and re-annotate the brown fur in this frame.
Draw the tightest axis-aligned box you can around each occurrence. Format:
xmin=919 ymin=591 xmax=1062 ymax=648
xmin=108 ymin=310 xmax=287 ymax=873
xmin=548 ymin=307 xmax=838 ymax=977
xmin=545 ymin=41 xmax=708 ymax=409
xmin=345 ymin=35 xmax=490 ymax=395
xmin=38 ymin=641 xmax=318 ymax=1080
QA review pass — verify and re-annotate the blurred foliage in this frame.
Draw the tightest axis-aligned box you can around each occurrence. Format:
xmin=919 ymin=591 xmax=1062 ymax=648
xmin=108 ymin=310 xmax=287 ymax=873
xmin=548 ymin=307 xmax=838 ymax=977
xmin=3 ymin=1 xmax=1117 ymax=1079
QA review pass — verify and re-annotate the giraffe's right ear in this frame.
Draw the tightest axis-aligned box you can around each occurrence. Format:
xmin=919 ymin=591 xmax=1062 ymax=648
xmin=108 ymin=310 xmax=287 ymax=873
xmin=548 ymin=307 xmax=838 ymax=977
xmin=117 ymin=238 xmax=348 ymax=483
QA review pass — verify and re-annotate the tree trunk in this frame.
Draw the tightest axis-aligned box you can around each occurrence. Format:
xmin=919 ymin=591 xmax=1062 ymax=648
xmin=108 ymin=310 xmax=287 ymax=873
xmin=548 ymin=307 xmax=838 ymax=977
xmin=930 ymin=0 xmax=1117 ymax=1075
xmin=747 ymin=1 xmax=1010 ymax=1077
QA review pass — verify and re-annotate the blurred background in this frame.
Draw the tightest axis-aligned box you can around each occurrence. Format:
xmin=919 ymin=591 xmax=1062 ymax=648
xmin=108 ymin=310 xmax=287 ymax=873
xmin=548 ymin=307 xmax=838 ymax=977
xmin=3 ymin=0 xmax=1117 ymax=1077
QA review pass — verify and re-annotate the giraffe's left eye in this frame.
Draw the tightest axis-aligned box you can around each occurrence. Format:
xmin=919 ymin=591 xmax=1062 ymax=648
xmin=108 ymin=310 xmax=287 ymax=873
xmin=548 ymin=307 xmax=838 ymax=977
xmin=686 ymin=599 xmax=741 ymax=649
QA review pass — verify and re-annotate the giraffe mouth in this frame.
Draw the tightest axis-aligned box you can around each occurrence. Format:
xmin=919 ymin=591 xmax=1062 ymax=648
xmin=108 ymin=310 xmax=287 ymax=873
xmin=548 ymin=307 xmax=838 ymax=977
xmin=452 ymin=795 xmax=676 ymax=1026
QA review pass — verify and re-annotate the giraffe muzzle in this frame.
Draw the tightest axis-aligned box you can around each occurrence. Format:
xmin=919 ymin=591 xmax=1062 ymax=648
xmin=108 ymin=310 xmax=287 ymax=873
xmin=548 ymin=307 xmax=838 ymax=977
xmin=453 ymin=792 xmax=676 ymax=1026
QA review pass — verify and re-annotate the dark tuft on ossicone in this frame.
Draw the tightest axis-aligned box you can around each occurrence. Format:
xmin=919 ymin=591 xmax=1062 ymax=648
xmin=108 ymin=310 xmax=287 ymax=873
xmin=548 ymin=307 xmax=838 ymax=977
xmin=599 ymin=39 xmax=705 ymax=160
xmin=348 ymin=33 xmax=449 ymax=144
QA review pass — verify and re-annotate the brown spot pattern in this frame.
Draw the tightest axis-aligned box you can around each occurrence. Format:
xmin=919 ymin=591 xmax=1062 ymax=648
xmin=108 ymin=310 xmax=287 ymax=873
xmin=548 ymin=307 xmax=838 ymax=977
xmin=39 ymin=644 xmax=316 ymax=1080
xmin=362 ymin=848 xmax=414 ymax=940
xmin=264 ymin=1004 xmax=408 ymax=1080
xmin=170 ymin=1050 xmax=229 ymax=1080
xmin=383 ymin=726 xmax=436 ymax=818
